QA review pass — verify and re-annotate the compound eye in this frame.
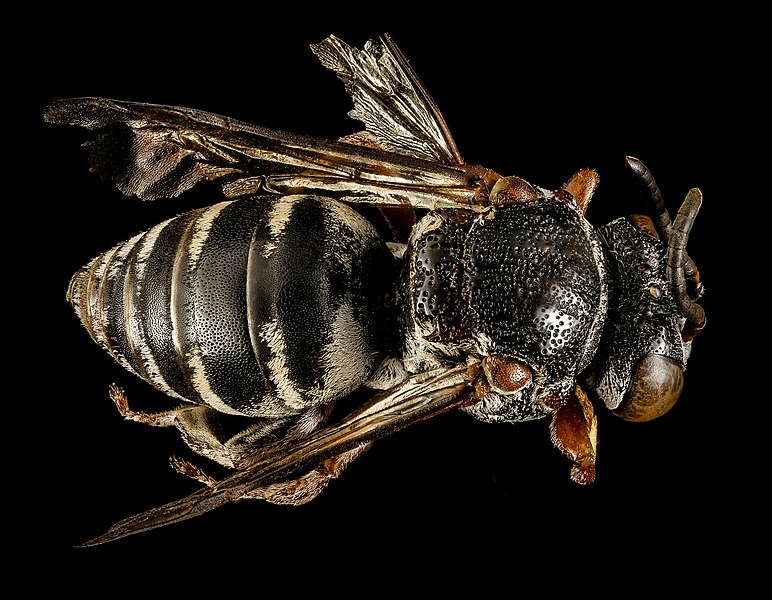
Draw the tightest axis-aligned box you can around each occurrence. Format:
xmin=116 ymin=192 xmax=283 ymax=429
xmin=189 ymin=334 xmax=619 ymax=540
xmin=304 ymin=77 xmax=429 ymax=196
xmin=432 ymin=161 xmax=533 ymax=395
xmin=613 ymin=353 xmax=684 ymax=422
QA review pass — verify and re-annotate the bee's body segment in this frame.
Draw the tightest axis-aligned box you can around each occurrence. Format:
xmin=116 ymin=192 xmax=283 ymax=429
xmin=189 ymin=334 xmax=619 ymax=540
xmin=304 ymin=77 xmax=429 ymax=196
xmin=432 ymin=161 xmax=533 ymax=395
xmin=48 ymin=33 xmax=705 ymax=545
xmin=69 ymin=195 xmax=398 ymax=420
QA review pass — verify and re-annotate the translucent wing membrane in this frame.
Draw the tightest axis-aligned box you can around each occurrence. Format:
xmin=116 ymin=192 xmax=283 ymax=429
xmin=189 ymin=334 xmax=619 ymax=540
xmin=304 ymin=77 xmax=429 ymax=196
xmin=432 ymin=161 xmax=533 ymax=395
xmin=44 ymin=97 xmax=486 ymax=209
xmin=79 ymin=365 xmax=474 ymax=546
xmin=311 ymin=33 xmax=463 ymax=165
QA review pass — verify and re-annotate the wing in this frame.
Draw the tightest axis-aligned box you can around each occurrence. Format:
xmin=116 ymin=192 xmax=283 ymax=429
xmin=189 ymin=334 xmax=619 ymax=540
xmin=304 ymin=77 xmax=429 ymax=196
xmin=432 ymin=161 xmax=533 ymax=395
xmin=311 ymin=33 xmax=463 ymax=165
xmin=44 ymin=36 xmax=499 ymax=210
xmin=44 ymin=97 xmax=490 ymax=209
xmin=78 ymin=364 xmax=476 ymax=546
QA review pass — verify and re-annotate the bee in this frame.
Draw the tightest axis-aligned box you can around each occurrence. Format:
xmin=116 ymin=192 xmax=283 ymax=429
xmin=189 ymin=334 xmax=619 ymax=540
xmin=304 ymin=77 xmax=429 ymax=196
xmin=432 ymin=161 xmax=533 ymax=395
xmin=45 ymin=33 xmax=704 ymax=545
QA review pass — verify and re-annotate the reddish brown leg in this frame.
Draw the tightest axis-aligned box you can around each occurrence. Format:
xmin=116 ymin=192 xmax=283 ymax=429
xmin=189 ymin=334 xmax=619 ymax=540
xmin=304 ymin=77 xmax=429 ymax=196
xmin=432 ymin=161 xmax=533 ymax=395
xmin=550 ymin=385 xmax=598 ymax=484
xmin=239 ymin=443 xmax=371 ymax=505
xmin=560 ymin=168 xmax=599 ymax=213
xmin=168 ymin=444 xmax=371 ymax=506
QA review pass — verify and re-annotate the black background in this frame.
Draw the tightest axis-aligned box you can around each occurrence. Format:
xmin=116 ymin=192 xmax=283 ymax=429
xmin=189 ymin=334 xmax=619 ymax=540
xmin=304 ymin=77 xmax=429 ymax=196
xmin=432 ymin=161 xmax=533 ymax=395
xmin=19 ymin=7 xmax=761 ymax=593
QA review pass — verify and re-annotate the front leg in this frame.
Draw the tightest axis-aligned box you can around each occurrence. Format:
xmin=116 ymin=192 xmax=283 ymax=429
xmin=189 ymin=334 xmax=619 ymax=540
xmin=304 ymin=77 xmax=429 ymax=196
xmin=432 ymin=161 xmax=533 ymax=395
xmin=549 ymin=384 xmax=598 ymax=484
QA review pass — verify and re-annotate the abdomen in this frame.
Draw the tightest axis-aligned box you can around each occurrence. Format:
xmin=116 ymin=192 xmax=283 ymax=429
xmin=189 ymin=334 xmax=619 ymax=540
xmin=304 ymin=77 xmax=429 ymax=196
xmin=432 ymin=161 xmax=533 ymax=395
xmin=67 ymin=195 xmax=397 ymax=418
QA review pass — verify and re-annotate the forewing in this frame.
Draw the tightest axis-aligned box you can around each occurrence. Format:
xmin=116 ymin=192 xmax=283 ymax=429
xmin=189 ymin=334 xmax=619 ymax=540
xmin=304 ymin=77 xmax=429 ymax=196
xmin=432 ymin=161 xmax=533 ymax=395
xmin=44 ymin=97 xmax=485 ymax=208
xmin=312 ymin=33 xmax=463 ymax=165
xmin=78 ymin=365 xmax=475 ymax=546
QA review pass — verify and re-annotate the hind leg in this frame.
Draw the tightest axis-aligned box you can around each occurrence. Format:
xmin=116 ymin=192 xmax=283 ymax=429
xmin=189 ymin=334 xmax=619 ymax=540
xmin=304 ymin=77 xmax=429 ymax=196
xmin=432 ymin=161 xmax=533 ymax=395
xmin=171 ymin=442 xmax=371 ymax=505
xmin=109 ymin=384 xmax=327 ymax=469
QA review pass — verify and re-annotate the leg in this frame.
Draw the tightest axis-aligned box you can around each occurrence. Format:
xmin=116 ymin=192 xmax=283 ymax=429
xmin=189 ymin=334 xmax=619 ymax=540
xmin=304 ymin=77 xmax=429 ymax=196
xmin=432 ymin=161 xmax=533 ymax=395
xmin=238 ymin=443 xmax=371 ymax=505
xmin=108 ymin=384 xmax=324 ymax=469
xmin=549 ymin=384 xmax=598 ymax=484
xmin=169 ymin=442 xmax=371 ymax=506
